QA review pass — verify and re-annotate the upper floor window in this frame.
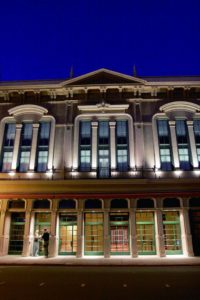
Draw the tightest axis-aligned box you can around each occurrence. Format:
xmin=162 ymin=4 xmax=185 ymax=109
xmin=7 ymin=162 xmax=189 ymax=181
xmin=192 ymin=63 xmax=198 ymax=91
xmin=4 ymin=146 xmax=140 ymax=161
xmin=116 ymin=121 xmax=129 ymax=171
xmin=36 ymin=122 xmax=51 ymax=172
xmin=175 ymin=120 xmax=191 ymax=170
xmin=1 ymin=123 xmax=16 ymax=172
xmin=18 ymin=123 xmax=33 ymax=172
xmin=79 ymin=121 xmax=91 ymax=172
xmin=157 ymin=120 xmax=173 ymax=171
xmin=78 ymin=119 xmax=130 ymax=178
xmin=193 ymin=120 xmax=200 ymax=166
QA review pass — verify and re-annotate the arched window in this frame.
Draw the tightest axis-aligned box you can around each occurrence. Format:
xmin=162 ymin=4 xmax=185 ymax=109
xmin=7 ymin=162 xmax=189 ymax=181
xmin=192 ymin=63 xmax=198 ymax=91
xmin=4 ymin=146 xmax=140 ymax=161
xmin=33 ymin=199 xmax=50 ymax=209
xmin=110 ymin=199 xmax=128 ymax=209
xmin=8 ymin=199 xmax=25 ymax=209
xmin=59 ymin=199 xmax=76 ymax=209
xmin=137 ymin=199 xmax=154 ymax=209
xmin=84 ymin=199 xmax=102 ymax=209
xmin=189 ymin=198 xmax=200 ymax=208
xmin=163 ymin=198 xmax=180 ymax=208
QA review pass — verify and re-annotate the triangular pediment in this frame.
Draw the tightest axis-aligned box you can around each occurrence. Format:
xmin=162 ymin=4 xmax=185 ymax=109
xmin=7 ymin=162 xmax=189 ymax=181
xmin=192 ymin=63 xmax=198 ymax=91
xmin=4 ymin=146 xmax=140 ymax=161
xmin=61 ymin=68 xmax=146 ymax=86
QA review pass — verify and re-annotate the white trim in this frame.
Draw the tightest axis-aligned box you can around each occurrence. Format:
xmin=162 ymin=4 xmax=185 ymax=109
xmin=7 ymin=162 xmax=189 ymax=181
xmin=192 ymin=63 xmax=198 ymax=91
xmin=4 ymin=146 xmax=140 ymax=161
xmin=160 ymin=101 xmax=200 ymax=114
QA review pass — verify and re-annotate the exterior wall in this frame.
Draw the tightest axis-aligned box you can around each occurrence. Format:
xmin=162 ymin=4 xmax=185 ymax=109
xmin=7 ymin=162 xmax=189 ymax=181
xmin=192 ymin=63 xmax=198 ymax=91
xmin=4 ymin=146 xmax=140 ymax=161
xmin=0 ymin=69 xmax=200 ymax=259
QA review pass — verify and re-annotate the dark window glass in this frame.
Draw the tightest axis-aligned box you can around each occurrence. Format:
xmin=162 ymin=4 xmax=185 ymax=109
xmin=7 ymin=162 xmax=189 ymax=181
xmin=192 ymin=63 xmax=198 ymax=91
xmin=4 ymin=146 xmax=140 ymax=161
xmin=163 ymin=198 xmax=180 ymax=208
xmin=137 ymin=199 xmax=154 ymax=208
xmin=111 ymin=199 xmax=128 ymax=209
xmin=33 ymin=199 xmax=50 ymax=209
xmin=59 ymin=199 xmax=76 ymax=209
xmin=85 ymin=199 xmax=102 ymax=209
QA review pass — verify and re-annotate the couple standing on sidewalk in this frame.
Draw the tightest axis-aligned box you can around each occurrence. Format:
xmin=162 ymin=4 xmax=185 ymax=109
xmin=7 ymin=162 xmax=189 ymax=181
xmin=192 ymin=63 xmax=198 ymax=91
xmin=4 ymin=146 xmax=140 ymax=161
xmin=33 ymin=228 xmax=50 ymax=258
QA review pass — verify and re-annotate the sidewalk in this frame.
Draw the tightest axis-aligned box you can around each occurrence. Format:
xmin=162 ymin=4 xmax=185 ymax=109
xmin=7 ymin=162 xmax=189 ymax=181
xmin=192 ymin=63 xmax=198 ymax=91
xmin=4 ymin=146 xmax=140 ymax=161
xmin=0 ymin=255 xmax=200 ymax=266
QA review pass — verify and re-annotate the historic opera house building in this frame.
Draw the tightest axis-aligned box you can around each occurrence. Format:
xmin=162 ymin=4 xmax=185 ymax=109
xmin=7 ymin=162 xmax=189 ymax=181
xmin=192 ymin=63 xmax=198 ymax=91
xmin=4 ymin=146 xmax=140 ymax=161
xmin=0 ymin=68 xmax=200 ymax=259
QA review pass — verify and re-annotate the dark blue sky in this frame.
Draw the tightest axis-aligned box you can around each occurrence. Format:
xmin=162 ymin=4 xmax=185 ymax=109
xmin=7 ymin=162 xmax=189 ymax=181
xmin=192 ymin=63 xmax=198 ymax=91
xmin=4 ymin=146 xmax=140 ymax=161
xmin=1 ymin=0 xmax=200 ymax=81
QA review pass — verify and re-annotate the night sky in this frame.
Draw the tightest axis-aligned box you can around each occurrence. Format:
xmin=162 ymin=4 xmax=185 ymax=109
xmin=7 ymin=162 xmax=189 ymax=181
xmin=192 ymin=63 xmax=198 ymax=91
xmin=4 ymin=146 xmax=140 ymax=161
xmin=0 ymin=0 xmax=200 ymax=81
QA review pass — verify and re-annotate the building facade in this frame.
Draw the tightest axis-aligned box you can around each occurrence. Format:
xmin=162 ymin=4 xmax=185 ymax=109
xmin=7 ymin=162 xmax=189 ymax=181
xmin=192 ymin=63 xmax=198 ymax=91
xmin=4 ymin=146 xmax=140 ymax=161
xmin=0 ymin=68 xmax=200 ymax=258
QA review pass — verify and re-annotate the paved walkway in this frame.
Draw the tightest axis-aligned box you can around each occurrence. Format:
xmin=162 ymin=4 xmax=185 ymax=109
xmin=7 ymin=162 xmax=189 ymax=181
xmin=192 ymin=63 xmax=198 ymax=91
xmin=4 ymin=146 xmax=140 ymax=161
xmin=0 ymin=255 xmax=200 ymax=266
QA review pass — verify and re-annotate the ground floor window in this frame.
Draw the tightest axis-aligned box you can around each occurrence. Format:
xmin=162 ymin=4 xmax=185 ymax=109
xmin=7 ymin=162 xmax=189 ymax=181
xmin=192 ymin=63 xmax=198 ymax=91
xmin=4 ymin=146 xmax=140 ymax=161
xmin=110 ymin=213 xmax=129 ymax=255
xmin=163 ymin=211 xmax=182 ymax=254
xmin=34 ymin=213 xmax=51 ymax=255
xmin=8 ymin=212 xmax=25 ymax=254
xmin=136 ymin=212 xmax=156 ymax=255
xmin=59 ymin=214 xmax=77 ymax=255
xmin=84 ymin=213 xmax=104 ymax=255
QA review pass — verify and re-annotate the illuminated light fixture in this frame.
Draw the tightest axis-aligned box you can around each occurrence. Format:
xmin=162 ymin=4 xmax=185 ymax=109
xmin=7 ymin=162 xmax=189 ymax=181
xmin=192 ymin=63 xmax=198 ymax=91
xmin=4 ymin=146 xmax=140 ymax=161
xmin=129 ymin=169 xmax=137 ymax=176
xmin=90 ymin=172 xmax=96 ymax=177
xmin=194 ymin=169 xmax=200 ymax=176
xmin=111 ymin=171 xmax=119 ymax=176
xmin=46 ymin=169 xmax=53 ymax=177
xmin=174 ymin=169 xmax=182 ymax=177
xmin=27 ymin=171 xmax=34 ymax=177
xmin=8 ymin=171 xmax=15 ymax=176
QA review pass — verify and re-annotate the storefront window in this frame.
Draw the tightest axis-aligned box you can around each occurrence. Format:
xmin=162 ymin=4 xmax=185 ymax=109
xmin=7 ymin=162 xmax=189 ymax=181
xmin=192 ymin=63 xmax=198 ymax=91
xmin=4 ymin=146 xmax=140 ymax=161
xmin=110 ymin=213 xmax=129 ymax=255
xmin=59 ymin=214 xmax=77 ymax=255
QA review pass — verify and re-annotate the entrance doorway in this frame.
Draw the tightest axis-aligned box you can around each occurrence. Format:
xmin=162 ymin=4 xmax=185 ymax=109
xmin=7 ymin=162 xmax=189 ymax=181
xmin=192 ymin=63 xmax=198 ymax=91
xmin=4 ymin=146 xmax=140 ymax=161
xmin=8 ymin=212 xmax=25 ymax=254
xmin=189 ymin=210 xmax=200 ymax=256
xmin=34 ymin=213 xmax=51 ymax=255
xmin=59 ymin=214 xmax=77 ymax=255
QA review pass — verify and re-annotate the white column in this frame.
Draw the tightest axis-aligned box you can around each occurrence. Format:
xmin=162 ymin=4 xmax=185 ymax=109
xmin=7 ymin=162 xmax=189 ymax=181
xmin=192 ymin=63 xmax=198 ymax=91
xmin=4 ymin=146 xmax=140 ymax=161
xmin=77 ymin=210 xmax=83 ymax=258
xmin=22 ymin=199 xmax=32 ymax=256
xmin=91 ymin=121 xmax=98 ymax=170
xmin=130 ymin=210 xmax=138 ymax=257
xmin=11 ymin=123 xmax=22 ymax=170
xmin=152 ymin=118 xmax=161 ymax=169
xmin=169 ymin=121 xmax=180 ymax=168
xmin=155 ymin=209 xmax=166 ymax=257
xmin=0 ymin=200 xmax=8 ymax=256
xmin=29 ymin=123 xmax=39 ymax=170
xmin=187 ymin=121 xmax=199 ymax=168
xmin=104 ymin=210 xmax=110 ymax=258
xmin=180 ymin=208 xmax=194 ymax=256
xmin=65 ymin=124 xmax=73 ymax=169
xmin=109 ymin=121 xmax=116 ymax=170
xmin=49 ymin=208 xmax=57 ymax=257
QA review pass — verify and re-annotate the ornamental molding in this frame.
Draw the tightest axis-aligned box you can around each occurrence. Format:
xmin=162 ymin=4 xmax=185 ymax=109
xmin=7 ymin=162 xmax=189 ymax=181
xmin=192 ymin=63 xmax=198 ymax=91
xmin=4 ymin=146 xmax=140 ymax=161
xmin=8 ymin=104 xmax=48 ymax=122
xmin=160 ymin=101 xmax=200 ymax=113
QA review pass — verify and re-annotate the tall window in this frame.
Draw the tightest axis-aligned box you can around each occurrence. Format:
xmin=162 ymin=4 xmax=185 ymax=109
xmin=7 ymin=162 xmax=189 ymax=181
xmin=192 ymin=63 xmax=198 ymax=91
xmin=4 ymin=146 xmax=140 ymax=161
xmin=18 ymin=123 xmax=32 ymax=172
xmin=79 ymin=121 xmax=91 ymax=171
xmin=116 ymin=121 xmax=129 ymax=171
xmin=193 ymin=120 xmax=200 ymax=166
xmin=98 ymin=121 xmax=110 ymax=178
xmin=36 ymin=122 xmax=50 ymax=172
xmin=176 ymin=120 xmax=191 ymax=170
xmin=157 ymin=120 xmax=172 ymax=170
xmin=1 ymin=123 xmax=16 ymax=172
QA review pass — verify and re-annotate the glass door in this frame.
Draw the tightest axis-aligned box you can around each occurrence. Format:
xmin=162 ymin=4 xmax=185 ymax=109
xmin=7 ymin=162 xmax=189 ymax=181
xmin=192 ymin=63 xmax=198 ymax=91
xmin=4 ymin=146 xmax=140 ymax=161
xmin=163 ymin=211 xmax=182 ymax=254
xmin=8 ymin=212 xmax=25 ymax=254
xmin=59 ymin=214 xmax=77 ymax=255
xmin=110 ymin=213 xmax=129 ymax=255
xmin=189 ymin=210 xmax=200 ymax=256
xmin=84 ymin=213 xmax=104 ymax=255
xmin=34 ymin=213 xmax=51 ymax=255
xmin=136 ymin=212 xmax=156 ymax=255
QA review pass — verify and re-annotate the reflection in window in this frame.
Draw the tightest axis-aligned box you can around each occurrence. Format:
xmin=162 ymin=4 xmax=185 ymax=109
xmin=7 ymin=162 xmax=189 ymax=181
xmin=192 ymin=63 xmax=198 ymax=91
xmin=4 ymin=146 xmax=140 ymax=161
xmin=84 ymin=213 xmax=104 ymax=255
xmin=79 ymin=121 xmax=91 ymax=171
xmin=18 ymin=123 xmax=32 ymax=172
xmin=98 ymin=121 xmax=110 ymax=178
xmin=1 ymin=123 xmax=16 ymax=172
xmin=193 ymin=120 xmax=200 ymax=166
xmin=110 ymin=213 xmax=129 ymax=254
xmin=136 ymin=212 xmax=156 ymax=255
xmin=36 ymin=122 xmax=50 ymax=172
xmin=162 ymin=211 xmax=182 ymax=254
xmin=157 ymin=120 xmax=173 ymax=170
xmin=116 ymin=121 xmax=129 ymax=171
xmin=176 ymin=120 xmax=191 ymax=170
